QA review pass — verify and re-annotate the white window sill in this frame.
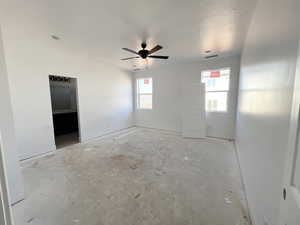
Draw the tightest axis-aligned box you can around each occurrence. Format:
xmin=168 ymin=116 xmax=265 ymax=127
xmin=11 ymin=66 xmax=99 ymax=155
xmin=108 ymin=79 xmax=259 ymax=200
xmin=136 ymin=108 xmax=153 ymax=111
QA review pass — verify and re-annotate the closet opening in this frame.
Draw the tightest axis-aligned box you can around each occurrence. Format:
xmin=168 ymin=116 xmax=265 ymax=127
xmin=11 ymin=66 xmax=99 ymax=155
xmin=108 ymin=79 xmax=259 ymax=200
xmin=49 ymin=75 xmax=80 ymax=149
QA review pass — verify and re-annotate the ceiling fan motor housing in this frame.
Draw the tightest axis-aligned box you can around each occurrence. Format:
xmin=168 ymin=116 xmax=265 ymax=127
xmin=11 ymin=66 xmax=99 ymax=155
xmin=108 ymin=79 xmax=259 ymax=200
xmin=139 ymin=49 xmax=148 ymax=59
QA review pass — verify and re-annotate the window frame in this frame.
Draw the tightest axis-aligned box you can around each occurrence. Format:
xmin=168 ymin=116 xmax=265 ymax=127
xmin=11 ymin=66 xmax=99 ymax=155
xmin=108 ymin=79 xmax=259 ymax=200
xmin=136 ymin=77 xmax=153 ymax=110
xmin=201 ymin=67 xmax=231 ymax=113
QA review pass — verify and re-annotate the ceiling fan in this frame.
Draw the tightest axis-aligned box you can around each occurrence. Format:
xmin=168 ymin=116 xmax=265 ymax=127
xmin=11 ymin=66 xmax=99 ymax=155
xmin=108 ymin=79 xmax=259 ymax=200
xmin=121 ymin=43 xmax=169 ymax=60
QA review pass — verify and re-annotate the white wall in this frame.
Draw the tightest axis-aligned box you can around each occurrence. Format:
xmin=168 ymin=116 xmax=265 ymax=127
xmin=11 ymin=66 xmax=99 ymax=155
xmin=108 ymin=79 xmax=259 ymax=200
xmin=236 ymin=0 xmax=300 ymax=225
xmin=134 ymin=55 xmax=240 ymax=139
xmin=0 ymin=27 xmax=24 ymax=204
xmin=0 ymin=8 xmax=133 ymax=160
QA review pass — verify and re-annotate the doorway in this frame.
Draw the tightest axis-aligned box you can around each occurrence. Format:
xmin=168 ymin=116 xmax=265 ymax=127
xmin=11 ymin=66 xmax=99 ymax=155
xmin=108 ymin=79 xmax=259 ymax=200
xmin=49 ymin=75 xmax=80 ymax=149
xmin=279 ymin=39 xmax=300 ymax=225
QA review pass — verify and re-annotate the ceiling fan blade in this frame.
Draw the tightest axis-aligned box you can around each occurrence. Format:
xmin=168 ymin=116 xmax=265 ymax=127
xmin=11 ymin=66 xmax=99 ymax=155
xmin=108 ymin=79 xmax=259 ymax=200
xmin=148 ymin=45 xmax=163 ymax=55
xmin=148 ymin=55 xmax=169 ymax=59
xmin=121 ymin=56 xmax=140 ymax=60
xmin=122 ymin=48 xmax=139 ymax=55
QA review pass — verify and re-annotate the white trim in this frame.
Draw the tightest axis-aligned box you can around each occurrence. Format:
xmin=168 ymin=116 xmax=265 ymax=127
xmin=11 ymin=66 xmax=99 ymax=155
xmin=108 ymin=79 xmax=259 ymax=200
xmin=20 ymin=126 xmax=138 ymax=164
xmin=233 ymin=141 xmax=256 ymax=225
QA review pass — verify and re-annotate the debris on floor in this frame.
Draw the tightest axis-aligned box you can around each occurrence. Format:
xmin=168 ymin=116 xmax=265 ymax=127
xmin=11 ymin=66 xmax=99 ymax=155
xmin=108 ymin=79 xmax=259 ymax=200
xmin=129 ymin=164 xmax=138 ymax=170
xmin=224 ymin=189 xmax=234 ymax=205
xmin=154 ymin=170 xmax=162 ymax=176
xmin=134 ymin=193 xmax=141 ymax=199
xmin=224 ymin=197 xmax=232 ymax=204
xmin=83 ymin=147 xmax=94 ymax=152
xmin=27 ymin=217 xmax=34 ymax=223
xmin=13 ymin=128 xmax=251 ymax=225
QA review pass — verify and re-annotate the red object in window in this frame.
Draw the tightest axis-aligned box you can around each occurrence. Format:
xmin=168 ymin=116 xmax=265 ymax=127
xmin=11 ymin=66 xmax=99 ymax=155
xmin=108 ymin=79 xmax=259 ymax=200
xmin=144 ymin=79 xmax=149 ymax=84
xmin=210 ymin=71 xmax=220 ymax=78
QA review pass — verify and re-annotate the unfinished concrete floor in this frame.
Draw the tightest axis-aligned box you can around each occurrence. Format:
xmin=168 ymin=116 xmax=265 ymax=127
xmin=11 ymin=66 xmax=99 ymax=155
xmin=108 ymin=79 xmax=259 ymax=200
xmin=13 ymin=128 xmax=250 ymax=225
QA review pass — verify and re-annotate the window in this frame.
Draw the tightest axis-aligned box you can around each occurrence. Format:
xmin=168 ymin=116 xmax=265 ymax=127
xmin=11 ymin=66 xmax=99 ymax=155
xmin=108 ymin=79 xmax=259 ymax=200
xmin=136 ymin=78 xmax=152 ymax=109
xmin=201 ymin=68 xmax=230 ymax=112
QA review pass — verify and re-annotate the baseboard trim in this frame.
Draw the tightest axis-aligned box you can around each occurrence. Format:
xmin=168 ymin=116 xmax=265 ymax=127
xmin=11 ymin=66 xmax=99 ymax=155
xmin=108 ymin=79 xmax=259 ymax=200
xmin=233 ymin=141 xmax=255 ymax=225
xmin=135 ymin=125 xmax=181 ymax=136
xmin=82 ymin=126 xmax=138 ymax=143
xmin=136 ymin=125 xmax=235 ymax=141
xmin=20 ymin=148 xmax=56 ymax=164
xmin=20 ymin=126 xmax=138 ymax=164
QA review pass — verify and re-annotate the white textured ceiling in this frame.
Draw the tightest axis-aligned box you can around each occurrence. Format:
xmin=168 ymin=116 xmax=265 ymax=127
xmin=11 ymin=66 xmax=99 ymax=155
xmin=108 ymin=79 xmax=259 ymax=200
xmin=1 ymin=0 xmax=257 ymax=70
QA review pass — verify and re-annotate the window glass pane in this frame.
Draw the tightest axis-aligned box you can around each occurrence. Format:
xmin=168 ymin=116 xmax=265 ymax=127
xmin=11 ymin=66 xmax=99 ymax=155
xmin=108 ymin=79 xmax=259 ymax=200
xmin=139 ymin=94 xmax=152 ymax=109
xmin=137 ymin=78 xmax=153 ymax=109
xmin=137 ymin=78 xmax=152 ymax=94
xmin=206 ymin=92 xmax=227 ymax=112
xmin=201 ymin=68 xmax=230 ymax=91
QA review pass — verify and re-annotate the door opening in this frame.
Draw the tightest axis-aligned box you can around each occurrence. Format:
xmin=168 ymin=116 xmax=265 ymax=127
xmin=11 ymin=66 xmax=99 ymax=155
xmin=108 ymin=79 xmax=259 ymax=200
xmin=49 ymin=75 xmax=80 ymax=149
xmin=279 ymin=39 xmax=300 ymax=224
